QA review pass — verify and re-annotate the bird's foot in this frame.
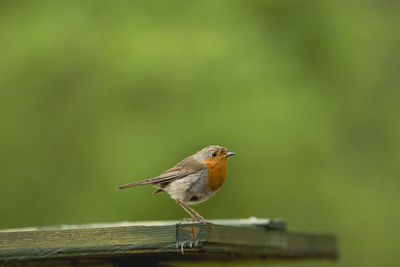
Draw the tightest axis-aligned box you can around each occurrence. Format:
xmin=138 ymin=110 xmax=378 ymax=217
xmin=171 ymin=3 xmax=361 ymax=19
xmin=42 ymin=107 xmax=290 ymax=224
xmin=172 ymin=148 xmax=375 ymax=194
xmin=182 ymin=217 xmax=213 ymax=226
xmin=195 ymin=217 xmax=213 ymax=225
xmin=182 ymin=217 xmax=195 ymax=223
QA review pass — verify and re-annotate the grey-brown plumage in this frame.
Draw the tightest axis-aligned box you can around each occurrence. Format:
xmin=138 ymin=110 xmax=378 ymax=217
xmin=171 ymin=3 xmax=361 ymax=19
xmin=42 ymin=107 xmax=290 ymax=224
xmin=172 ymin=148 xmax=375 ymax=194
xmin=116 ymin=157 xmax=206 ymax=190
xmin=116 ymin=145 xmax=235 ymax=222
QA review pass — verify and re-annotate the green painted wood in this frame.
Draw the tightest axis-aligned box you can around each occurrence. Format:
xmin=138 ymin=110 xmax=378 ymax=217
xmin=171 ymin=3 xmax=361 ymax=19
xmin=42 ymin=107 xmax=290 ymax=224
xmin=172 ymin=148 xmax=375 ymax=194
xmin=0 ymin=218 xmax=337 ymax=266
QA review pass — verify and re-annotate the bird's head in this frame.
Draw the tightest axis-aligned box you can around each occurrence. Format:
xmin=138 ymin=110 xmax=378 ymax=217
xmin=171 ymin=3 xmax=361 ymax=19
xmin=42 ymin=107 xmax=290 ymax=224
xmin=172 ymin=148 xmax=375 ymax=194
xmin=194 ymin=145 xmax=235 ymax=164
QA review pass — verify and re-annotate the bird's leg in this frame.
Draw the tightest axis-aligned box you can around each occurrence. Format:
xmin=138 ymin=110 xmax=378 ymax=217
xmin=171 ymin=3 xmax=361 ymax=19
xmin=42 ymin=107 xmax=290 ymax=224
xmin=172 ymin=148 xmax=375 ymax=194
xmin=175 ymin=199 xmax=196 ymax=220
xmin=176 ymin=200 xmax=213 ymax=225
xmin=185 ymin=205 xmax=204 ymax=219
xmin=185 ymin=205 xmax=213 ymax=225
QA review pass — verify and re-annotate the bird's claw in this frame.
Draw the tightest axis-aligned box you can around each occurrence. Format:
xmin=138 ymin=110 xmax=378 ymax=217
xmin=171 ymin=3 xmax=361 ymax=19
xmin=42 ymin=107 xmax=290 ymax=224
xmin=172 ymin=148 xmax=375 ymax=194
xmin=175 ymin=240 xmax=199 ymax=254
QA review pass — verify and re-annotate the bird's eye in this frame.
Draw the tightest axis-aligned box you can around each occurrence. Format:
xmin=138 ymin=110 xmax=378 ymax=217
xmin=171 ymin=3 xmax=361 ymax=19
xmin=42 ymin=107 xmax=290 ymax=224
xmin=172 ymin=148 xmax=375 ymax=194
xmin=212 ymin=152 xmax=217 ymax=157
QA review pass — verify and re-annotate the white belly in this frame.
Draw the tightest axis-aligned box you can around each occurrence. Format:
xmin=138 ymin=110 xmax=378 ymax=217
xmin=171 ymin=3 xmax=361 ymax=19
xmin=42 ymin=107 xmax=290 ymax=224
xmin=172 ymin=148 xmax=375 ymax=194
xmin=163 ymin=170 xmax=216 ymax=205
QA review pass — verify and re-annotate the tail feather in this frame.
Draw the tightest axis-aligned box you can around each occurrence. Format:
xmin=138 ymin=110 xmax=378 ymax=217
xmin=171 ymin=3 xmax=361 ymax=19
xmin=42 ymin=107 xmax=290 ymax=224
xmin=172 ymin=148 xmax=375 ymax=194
xmin=116 ymin=172 xmax=179 ymax=190
xmin=152 ymin=188 xmax=164 ymax=194
xmin=115 ymin=180 xmax=149 ymax=190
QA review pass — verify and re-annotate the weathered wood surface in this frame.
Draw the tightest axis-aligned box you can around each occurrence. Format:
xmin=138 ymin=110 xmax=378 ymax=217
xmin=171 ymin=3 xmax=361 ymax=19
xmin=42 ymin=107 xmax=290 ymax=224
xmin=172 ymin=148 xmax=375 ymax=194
xmin=0 ymin=218 xmax=337 ymax=266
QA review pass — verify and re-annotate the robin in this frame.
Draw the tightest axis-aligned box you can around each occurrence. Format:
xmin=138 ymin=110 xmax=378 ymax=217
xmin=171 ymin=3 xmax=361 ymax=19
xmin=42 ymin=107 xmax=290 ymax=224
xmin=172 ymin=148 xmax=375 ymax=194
xmin=116 ymin=145 xmax=235 ymax=222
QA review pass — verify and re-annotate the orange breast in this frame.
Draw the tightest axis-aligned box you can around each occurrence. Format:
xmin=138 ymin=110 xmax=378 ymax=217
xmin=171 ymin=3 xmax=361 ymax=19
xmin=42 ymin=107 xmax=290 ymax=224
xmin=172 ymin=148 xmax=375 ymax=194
xmin=201 ymin=157 xmax=227 ymax=191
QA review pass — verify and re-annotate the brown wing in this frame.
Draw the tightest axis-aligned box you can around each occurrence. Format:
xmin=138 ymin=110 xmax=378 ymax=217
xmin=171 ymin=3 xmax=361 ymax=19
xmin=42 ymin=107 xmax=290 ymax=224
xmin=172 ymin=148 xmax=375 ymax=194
xmin=115 ymin=156 xmax=206 ymax=190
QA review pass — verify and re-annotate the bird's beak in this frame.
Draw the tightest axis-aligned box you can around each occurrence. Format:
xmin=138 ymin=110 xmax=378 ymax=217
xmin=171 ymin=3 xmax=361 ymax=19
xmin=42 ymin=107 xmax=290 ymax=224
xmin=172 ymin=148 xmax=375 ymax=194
xmin=225 ymin=152 xmax=235 ymax=158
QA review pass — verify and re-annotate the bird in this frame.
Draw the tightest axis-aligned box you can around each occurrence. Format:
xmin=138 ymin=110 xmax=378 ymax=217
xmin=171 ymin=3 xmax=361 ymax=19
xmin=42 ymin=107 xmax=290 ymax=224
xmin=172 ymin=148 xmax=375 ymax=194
xmin=116 ymin=145 xmax=235 ymax=222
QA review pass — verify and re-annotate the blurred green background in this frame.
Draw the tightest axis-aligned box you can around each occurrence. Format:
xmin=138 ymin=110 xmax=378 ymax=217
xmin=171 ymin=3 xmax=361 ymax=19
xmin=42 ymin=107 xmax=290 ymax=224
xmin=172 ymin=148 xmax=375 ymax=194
xmin=0 ymin=1 xmax=399 ymax=266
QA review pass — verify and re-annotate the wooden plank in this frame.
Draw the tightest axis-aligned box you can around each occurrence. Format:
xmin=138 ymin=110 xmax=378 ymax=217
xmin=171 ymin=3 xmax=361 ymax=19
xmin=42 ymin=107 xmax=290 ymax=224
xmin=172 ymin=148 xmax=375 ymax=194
xmin=0 ymin=218 xmax=337 ymax=266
